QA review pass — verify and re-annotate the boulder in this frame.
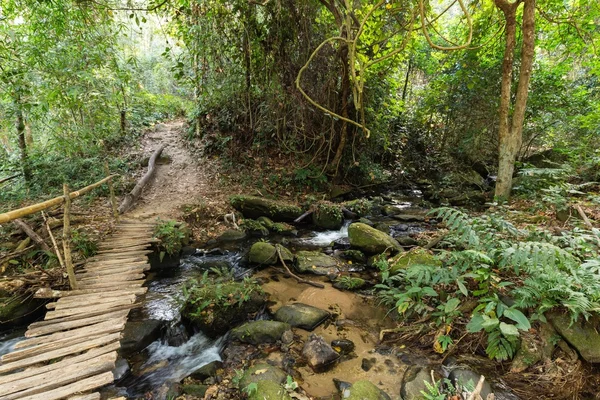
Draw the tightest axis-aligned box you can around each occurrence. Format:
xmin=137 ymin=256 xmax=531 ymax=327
xmin=448 ymin=369 xmax=493 ymax=399
xmin=331 ymin=339 xmax=355 ymax=354
xmin=382 ymin=205 xmax=401 ymax=216
xmin=242 ymin=219 xmax=270 ymax=237
xmin=342 ymin=380 xmax=391 ymax=400
xmin=257 ymin=216 xmax=275 ymax=230
xmin=189 ymin=360 xmax=224 ymax=381
xmin=302 ymin=333 xmax=340 ymax=372
xmin=400 ymin=366 xmax=438 ymax=400
xmin=120 ymin=320 xmax=164 ymax=356
xmin=247 ymin=380 xmax=291 ymax=400
xmin=272 ymin=222 xmax=297 ymax=236
xmin=274 ymin=303 xmax=330 ymax=331
xmin=396 ymin=236 xmax=418 ymax=247
xmin=216 ymin=229 xmax=247 ymax=242
xmin=230 ymin=195 xmax=303 ymax=222
xmin=230 ymin=320 xmax=291 ymax=345
xmin=294 ymin=251 xmax=339 ymax=275
xmin=248 ymin=242 xmax=293 ymax=265
xmin=358 ymin=217 xmax=375 ymax=226
xmin=343 ymin=199 xmax=373 ymax=217
xmin=0 ymin=296 xmax=46 ymax=330
xmin=333 ymin=277 xmax=367 ymax=291
xmin=182 ymin=384 xmax=209 ymax=398
xmin=547 ymin=311 xmax=600 ymax=362
xmin=374 ymin=222 xmax=390 ymax=234
xmin=240 ymin=362 xmax=288 ymax=389
xmin=392 ymin=214 xmax=425 ymax=222
xmin=388 ymin=248 xmax=441 ymax=275
xmin=332 ymin=237 xmax=351 ymax=250
xmin=313 ymin=203 xmax=344 ymax=230
xmin=348 ymin=223 xmax=402 ymax=254
xmin=339 ymin=250 xmax=366 ymax=263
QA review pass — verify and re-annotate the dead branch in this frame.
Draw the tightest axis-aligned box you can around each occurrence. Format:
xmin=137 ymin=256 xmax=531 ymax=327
xmin=275 ymin=245 xmax=324 ymax=288
xmin=13 ymin=218 xmax=51 ymax=252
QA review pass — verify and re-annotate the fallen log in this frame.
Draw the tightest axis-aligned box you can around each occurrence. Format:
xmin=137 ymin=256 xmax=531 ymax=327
xmin=0 ymin=174 xmax=19 ymax=185
xmin=13 ymin=218 xmax=51 ymax=252
xmin=294 ymin=210 xmax=313 ymax=224
xmin=118 ymin=144 xmax=166 ymax=214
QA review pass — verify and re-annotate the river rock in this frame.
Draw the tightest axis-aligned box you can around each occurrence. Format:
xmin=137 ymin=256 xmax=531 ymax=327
xmin=313 ymin=203 xmax=344 ymax=230
xmin=388 ymin=248 xmax=441 ymax=275
xmin=248 ymin=242 xmax=293 ymax=265
xmin=382 ymin=205 xmax=401 ymax=216
xmin=348 ymin=223 xmax=402 ymax=254
xmin=343 ymin=199 xmax=373 ymax=217
xmin=216 ymin=229 xmax=247 ymax=242
xmin=339 ymin=250 xmax=366 ymax=263
xmin=332 ymin=237 xmax=351 ymax=250
xmin=0 ymin=296 xmax=46 ymax=330
xmin=374 ymin=222 xmax=390 ymax=234
xmin=230 ymin=320 xmax=291 ymax=345
xmin=258 ymin=216 xmax=275 ymax=230
xmin=190 ymin=360 xmax=224 ymax=381
xmin=271 ymin=222 xmax=297 ymax=236
xmin=240 ymin=362 xmax=288 ymax=388
xmin=358 ymin=217 xmax=375 ymax=226
xmin=230 ymin=195 xmax=303 ymax=222
xmin=396 ymin=236 xmax=418 ymax=247
xmin=547 ymin=311 xmax=600 ymax=362
xmin=332 ymin=339 xmax=355 ymax=354
xmin=392 ymin=214 xmax=425 ymax=222
xmin=448 ymin=369 xmax=493 ymax=398
xmin=400 ymin=365 xmax=438 ymax=400
xmin=182 ymin=384 xmax=209 ymax=398
xmin=120 ymin=320 xmax=164 ymax=356
xmin=274 ymin=303 xmax=330 ymax=331
xmin=361 ymin=357 xmax=377 ymax=371
xmin=294 ymin=251 xmax=339 ymax=275
xmin=302 ymin=333 xmax=340 ymax=372
xmin=342 ymin=380 xmax=391 ymax=400
xmin=333 ymin=276 xmax=367 ymax=291
xmin=247 ymin=380 xmax=292 ymax=400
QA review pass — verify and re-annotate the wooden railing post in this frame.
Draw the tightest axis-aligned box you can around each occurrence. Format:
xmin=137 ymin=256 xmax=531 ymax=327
xmin=62 ymin=183 xmax=78 ymax=290
xmin=104 ymin=162 xmax=119 ymax=220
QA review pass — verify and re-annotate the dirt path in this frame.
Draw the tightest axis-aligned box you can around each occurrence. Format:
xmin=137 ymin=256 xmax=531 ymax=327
xmin=126 ymin=120 xmax=226 ymax=224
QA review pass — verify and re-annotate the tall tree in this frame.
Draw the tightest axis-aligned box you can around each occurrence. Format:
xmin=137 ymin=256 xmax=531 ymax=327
xmin=494 ymin=0 xmax=536 ymax=200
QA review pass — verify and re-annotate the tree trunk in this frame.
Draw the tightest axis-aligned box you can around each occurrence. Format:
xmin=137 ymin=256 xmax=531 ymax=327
xmin=330 ymin=42 xmax=351 ymax=178
xmin=494 ymin=0 xmax=536 ymax=201
xmin=16 ymin=96 xmax=31 ymax=183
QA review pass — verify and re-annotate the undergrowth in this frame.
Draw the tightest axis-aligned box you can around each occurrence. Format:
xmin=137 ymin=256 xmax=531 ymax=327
xmin=376 ymin=206 xmax=600 ymax=362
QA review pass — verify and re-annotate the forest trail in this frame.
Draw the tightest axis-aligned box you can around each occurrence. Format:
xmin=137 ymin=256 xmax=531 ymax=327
xmin=127 ymin=120 xmax=223 ymax=221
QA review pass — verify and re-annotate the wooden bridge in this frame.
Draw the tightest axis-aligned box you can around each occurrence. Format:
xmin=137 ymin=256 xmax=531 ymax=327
xmin=0 ymin=150 xmax=166 ymax=399
xmin=0 ymin=219 xmax=156 ymax=400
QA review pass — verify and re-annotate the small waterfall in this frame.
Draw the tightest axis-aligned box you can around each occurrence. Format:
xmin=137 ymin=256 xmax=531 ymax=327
xmin=303 ymin=220 xmax=351 ymax=247
xmin=0 ymin=334 xmax=22 ymax=358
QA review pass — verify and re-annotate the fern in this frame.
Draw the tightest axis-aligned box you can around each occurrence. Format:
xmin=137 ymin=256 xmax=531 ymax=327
xmin=429 ymin=207 xmax=481 ymax=247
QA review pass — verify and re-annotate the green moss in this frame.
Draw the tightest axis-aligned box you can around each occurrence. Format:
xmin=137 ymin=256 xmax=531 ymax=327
xmin=247 ymin=380 xmax=292 ymax=400
xmin=388 ymin=248 xmax=441 ymax=274
xmin=230 ymin=195 xmax=303 ymax=222
xmin=348 ymin=222 xmax=402 ymax=254
xmin=312 ymin=202 xmax=343 ymax=230
xmin=343 ymin=199 xmax=373 ymax=217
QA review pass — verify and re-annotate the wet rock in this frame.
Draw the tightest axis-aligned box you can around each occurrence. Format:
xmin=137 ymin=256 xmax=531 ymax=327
xmin=313 ymin=203 xmax=344 ymax=230
xmin=281 ymin=330 xmax=294 ymax=345
xmin=148 ymin=251 xmax=180 ymax=270
xmin=400 ymin=365 xmax=438 ymax=400
xmin=382 ymin=205 xmax=401 ymax=216
xmin=0 ymin=295 xmax=47 ymax=330
xmin=361 ymin=357 xmax=377 ymax=371
xmin=274 ymin=303 xmax=330 ymax=331
xmin=190 ymin=360 xmax=224 ymax=381
xmin=332 ymin=237 xmax=351 ymax=250
xmin=547 ymin=311 xmax=600 ymax=362
xmin=358 ymin=217 xmax=375 ymax=226
xmin=247 ymin=380 xmax=292 ymax=400
xmin=448 ymin=368 xmax=493 ymax=399
xmin=302 ymin=333 xmax=340 ymax=372
xmin=240 ymin=362 xmax=288 ymax=388
xmin=294 ymin=251 xmax=339 ymax=275
xmin=394 ymin=223 xmax=409 ymax=232
xmin=342 ymin=380 xmax=391 ymax=400
xmin=392 ymin=214 xmax=425 ymax=222
xmin=230 ymin=195 xmax=303 ymax=222
xmin=120 ymin=320 xmax=164 ymax=356
xmin=374 ymin=222 xmax=390 ymax=234
xmin=388 ymin=248 xmax=441 ymax=275
xmin=230 ymin=320 xmax=291 ymax=345
xmin=333 ymin=378 xmax=352 ymax=393
xmin=248 ymin=242 xmax=293 ymax=266
xmin=348 ymin=223 xmax=402 ymax=254
xmin=113 ymin=358 xmax=130 ymax=381
xmin=333 ymin=276 xmax=367 ymax=291
xmin=182 ymin=384 xmax=209 ymax=398
xmin=216 ymin=229 xmax=247 ymax=242
xmin=331 ymin=339 xmax=355 ymax=354
xmin=339 ymin=249 xmax=367 ymax=263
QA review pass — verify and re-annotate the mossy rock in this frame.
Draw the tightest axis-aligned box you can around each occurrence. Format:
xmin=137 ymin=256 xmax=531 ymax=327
xmin=274 ymin=303 xmax=330 ymax=331
xmin=230 ymin=320 xmax=291 ymax=345
xmin=547 ymin=311 xmax=600 ymax=363
xmin=182 ymin=384 xmax=209 ymax=398
xmin=240 ymin=362 xmax=288 ymax=388
xmin=348 ymin=223 xmax=402 ymax=254
xmin=388 ymin=248 xmax=441 ymax=275
xmin=247 ymin=380 xmax=291 ymax=400
xmin=333 ymin=277 xmax=367 ymax=291
xmin=272 ymin=222 xmax=297 ymax=236
xmin=216 ymin=229 xmax=247 ymax=242
xmin=342 ymin=380 xmax=391 ymax=400
xmin=230 ymin=195 xmax=303 ymax=222
xmin=0 ymin=295 xmax=46 ymax=330
xmin=294 ymin=251 xmax=339 ymax=275
xmin=313 ymin=203 xmax=344 ymax=230
xmin=339 ymin=250 xmax=366 ymax=263
xmin=248 ymin=242 xmax=293 ymax=265
xmin=241 ymin=219 xmax=270 ymax=237
xmin=257 ymin=216 xmax=275 ymax=230
xmin=343 ymin=199 xmax=373 ymax=217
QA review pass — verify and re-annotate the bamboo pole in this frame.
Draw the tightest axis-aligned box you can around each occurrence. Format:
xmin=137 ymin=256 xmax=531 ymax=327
xmin=0 ymin=175 xmax=116 ymax=224
xmin=62 ymin=184 xmax=78 ymax=290
xmin=42 ymin=211 xmax=65 ymax=270
xmin=104 ymin=162 xmax=119 ymax=221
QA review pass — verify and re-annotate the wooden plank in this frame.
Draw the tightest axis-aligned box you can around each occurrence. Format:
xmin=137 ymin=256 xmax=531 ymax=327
xmin=81 ymin=260 xmax=149 ymax=272
xmin=0 ymin=352 xmax=116 ymax=399
xmin=45 ymin=296 xmax=137 ymax=320
xmin=79 ymin=280 xmax=145 ymax=289
xmin=78 ymin=270 xmax=146 ymax=281
xmin=35 ymin=286 xmax=147 ymax=299
xmin=68 ymin=394 xmax=101 ymax=400
xmin=53 ymin=289 xmax=145 ymax=306
xmin=96 ymin=245 xmax=152 ymax=254
xmin=26 ymin=310 xmax=130 ymax=337
xmin=14 ymin=317 xmax=127 ymax=350
xmin=78 ymin=264 xmax=150 ymax=276
xmin=0 ymin=333 xmax=121 ymax=374
xmin=85 ymin=257 xmax=146 ymax=266
xmin=98 ymin=240 xmax=158 ymax=250
xmin=53 ymin=295 xmax=137 ymax=311
xmin=14 ymin=371 xmax=114 ymax=400
xmin=0 ymin=343 xmax=120 ymax=385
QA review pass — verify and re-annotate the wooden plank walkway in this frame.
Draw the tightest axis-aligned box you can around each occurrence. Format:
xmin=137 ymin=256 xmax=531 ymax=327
xmin=0 ymin=219 xmax=157 ymax=400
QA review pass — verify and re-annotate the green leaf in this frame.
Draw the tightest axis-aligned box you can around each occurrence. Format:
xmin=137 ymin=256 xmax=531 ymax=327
xmin=499 ymin=322 xmax=519 ymax=337
xmin=466 ymin=314 xmax=485 ymax=332
xmin=457 ymin=279 xmax=468 ymax=296
xmin=445 ymin=297 xmax=461 ymax=313
xmin=504 ymin=308 xmax=531 ymax=331
xmin=481 ymin=316 xmax=500 ymax=330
